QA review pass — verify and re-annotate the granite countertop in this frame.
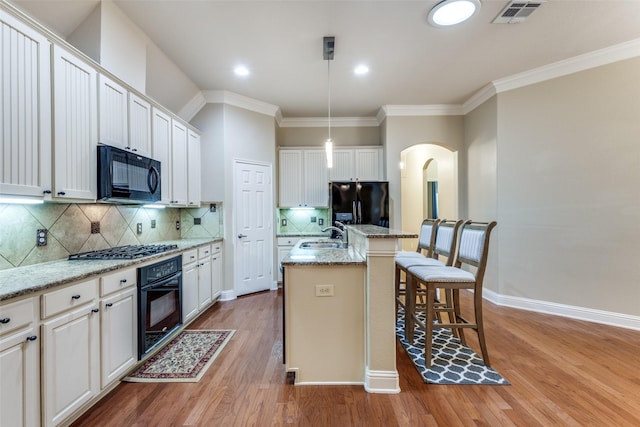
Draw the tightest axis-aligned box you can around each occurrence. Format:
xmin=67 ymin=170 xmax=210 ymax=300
xmin=277 ymin=232 xmax=330 ymax=238
xmin=0 ymin=238 xmax=222 ymax=302
xmin=346 ymin=224 xmax=418 ymax=239
xmin=282 ymin=239 xmax=366 ymax=266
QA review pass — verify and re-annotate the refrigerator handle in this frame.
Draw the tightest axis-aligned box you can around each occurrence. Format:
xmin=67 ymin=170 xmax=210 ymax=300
xmin=352 ymin=201 xmax=357 ymax=223
xmin=357 ymin=201 xmax=362 ymax=224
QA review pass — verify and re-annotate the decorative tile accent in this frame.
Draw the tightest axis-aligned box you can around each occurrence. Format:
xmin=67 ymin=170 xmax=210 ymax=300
xmin=277 ymin=208 xmax=329 ymax=234
xmin=0 ymin=202 xmax=222 ymax=271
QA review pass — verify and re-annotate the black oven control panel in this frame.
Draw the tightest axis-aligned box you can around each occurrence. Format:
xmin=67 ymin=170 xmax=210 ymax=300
xmin=139 ymin=256 xmax=182 ymax=285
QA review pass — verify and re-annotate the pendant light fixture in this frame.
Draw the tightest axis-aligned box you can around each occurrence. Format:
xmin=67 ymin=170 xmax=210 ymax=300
xmin=323 ymin=36 xmax=335 ymax=168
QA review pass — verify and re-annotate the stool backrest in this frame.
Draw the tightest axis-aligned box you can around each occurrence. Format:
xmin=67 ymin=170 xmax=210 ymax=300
xmin=415 ymin=218 xmax=440 ymax=257
xmin=455 ymin=221 xmax=498 ymax=283
xmin=432 ymin=219 xmax=464 ymax=264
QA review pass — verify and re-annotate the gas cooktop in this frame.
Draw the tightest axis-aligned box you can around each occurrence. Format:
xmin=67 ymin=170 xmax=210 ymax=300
xmin=68 ymin=244 xmax=179 ymax=260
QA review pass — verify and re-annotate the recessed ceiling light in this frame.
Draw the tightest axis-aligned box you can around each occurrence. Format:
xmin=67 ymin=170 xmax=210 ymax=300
xmin=234 ymin=65 xmax=250 ymax=76
xmin=428 ymin=0 xmax=481 ymax=27
xmin=354 ymin=65 xmax=369 ymax=75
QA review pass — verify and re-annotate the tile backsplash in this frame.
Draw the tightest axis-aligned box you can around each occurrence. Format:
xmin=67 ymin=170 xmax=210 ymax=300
xmin=277 ymin=208 xmax=330 ymax=234
xmin=0 ymin=202 xmax=224 ymax=271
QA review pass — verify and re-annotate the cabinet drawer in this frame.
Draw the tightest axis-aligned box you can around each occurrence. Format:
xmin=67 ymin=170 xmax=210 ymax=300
xmin=198 ymin=245 xmax=212 ymax=259
xmin=183 ymin=249 xmax=198 ymax=265
xmin=100 ymin=268 xmax=136 ymax=297
xmin=211 ymin=242 xmax=222 ymax=255
xmin=277 ymin=237 xmax=301 ymax=246
xmin=41 ymin=279 xmax=99 ymax=319
xmin=0 ymin=297 xmax=36 ymax=336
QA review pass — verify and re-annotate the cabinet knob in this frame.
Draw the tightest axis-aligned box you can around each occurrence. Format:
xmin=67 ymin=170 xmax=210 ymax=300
xmin=26 ymin=335 xmax=37 ymax=341
xmin=91 ymin=308 xmax=100 ymax=313
xmin=0 ymin=317 xmax=10 ymax=324
xmin=105 ymin=303 xmax=113 ymax=307
xmin=71 ymin=294 xmax=81 ymax=300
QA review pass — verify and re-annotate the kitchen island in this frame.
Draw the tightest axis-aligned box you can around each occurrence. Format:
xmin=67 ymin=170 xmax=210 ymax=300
xmin=282 ymin=224 xmax=417 ymax=393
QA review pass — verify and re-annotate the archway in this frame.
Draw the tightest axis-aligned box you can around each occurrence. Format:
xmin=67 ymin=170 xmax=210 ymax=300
xmin=400 ymin=143 xmax=458 ymax=251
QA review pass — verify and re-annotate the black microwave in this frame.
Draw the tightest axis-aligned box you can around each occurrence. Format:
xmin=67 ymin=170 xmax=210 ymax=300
xmin=97 ymin=145 xmax=161 ymax=203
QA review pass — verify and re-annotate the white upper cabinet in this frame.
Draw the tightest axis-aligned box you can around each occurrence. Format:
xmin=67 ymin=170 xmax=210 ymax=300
xmin=329 ymin=148 xmax=382 ymax=181
xmin=99 ymin=74 xmax=152 ymax=157
xmin=278 ymin=149 xmax=330 ymax=207
xmin=278 ymin=150 xmax=303 ymax=207
xmin=52 ymin=45 xmax=98 ymax=201
xmin=128 ymin=93 xmax=152 ymax=156
xmin=170 ymin=120 xmax=188 ymax=206
xmin=0 ymin=13 xmax=52 ymax=199
xmin=151 ymin=107 xmax=172 ymax=205
xmin=187 ymin=130 xmax=201 ymax=207
xmin=303 ymin=150 xmax=329 ymax=207
xmin=98 ymin=74 xmax=128 ymax=148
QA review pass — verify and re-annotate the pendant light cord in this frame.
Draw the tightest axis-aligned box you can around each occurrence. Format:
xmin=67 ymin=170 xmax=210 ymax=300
xmin=327 ymin=58 xmax=331 ymax=141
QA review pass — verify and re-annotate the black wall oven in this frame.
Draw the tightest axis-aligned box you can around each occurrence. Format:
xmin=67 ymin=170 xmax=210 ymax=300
xmin=138 ymin=256 xmax=182 ymax=359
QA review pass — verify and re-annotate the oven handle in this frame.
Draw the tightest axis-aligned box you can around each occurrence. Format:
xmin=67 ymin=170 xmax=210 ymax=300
xmin=141 ymin=272 xmax=182 ymax=291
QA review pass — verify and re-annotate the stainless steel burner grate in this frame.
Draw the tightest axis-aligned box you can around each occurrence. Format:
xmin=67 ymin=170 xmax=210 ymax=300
xmin=68 ymin=244 xmax=179 ymax=260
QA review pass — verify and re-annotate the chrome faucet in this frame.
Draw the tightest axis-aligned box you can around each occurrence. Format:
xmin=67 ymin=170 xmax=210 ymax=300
xmin=322 ymin=221 xmax=348 ymax=244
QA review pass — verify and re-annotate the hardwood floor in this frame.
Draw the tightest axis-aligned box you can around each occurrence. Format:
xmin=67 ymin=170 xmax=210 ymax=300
xmin=72 ymin=289 xmax=640 ymax=426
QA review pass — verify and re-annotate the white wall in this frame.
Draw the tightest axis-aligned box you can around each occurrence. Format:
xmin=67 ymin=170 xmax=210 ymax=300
xmin=494 ymin=57 xmax=640 ymax=316
xmin=382 ymin=115 xmax=465 ymax=230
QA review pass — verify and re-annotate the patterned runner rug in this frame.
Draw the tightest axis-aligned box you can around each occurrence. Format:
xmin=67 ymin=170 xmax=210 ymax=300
xmin=396 ymin=309 xmax=509 ymax=385
xmin=124 ymin=329 xmax=235 ymax=383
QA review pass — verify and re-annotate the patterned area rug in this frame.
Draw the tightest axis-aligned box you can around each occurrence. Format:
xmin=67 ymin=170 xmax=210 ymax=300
xmin=124 ymin=329 xmax=235 ymax=383
xmin=396 ymin=309 xmax=509 ymax=385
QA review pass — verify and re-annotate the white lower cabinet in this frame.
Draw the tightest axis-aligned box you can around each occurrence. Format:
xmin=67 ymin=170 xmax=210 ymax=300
xmin=41 ymin=279 xmax=100 ymax=427
xmin=0 ymin=297 xmax=40 ymax=427
xmin=182 ymin=249 xmax=199 ymax=324
xmin=100 ymin=287 xmax=136 ymax=388
xmin=197 ymin=246 xmax=213 ymax=310
xmin=277 ymin=237 xmax=300 ymax=282
xmin=211 ymin=243 xmax=223 ymax=300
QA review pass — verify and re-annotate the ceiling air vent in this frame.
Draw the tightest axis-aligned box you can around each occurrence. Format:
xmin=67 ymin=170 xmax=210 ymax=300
xmin=493 ymin=1 xmax=543 ymax=24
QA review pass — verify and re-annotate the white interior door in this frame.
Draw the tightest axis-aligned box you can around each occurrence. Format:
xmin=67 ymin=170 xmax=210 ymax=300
xmin=234 ymin=160 xmax=273 ymax=296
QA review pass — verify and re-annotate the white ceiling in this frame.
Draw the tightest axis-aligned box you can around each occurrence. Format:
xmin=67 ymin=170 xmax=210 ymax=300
xmin=8 ymin=0 xmax=640 ymax=118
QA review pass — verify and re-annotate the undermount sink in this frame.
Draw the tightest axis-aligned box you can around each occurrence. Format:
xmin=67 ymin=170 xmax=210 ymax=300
xmin=298 ymin=240 xmax=346 ymax=249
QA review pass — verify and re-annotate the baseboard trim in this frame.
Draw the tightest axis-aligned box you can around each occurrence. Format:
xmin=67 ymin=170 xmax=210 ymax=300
xmin=483 ymin=288 xmax=640 ymax=331
xmin=364 ymin=368 xmax=400 ymax=394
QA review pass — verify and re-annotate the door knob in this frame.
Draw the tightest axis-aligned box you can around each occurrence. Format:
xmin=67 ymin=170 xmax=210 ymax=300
xmin=238 ymin=234 xmax=247 ymax=239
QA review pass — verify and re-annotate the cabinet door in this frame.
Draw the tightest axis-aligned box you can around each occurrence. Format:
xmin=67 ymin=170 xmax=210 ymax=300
xmin=277 ymin=246 xmax=294 ymax=283
xmin=152 ymin=107 xmax=172 ymax=205
xmin=329 ymin=149 xmax=354 ymax=181
xmin=182 ymin=262 xmax=198 ymax=323
xmin=98 ymin=74 xmax=127 ymax=148
xmin=303 ymin=150 xmax=329 ymax=207
xmin=197 ymin=258 xmax=212 ymax=310
xmin=129 ymin=93 xmax=152 ymax=156
xmin=52 ymin=45 xmax=98 ymax=200
xmin=170 ymin=120 xmax=188 ymax=206
xmin=42 ymin=304 xmax=100 ymax=427
xmin=211 ymin=250 xmax=223 ymax=300
xmin=0 ymin=328 xmax=39 ymax=427
xmin=355 ymin=148 xmax=382 ymax=180
xmin=100 ymin=287 xmax=136 ymax=389
xmin=187 ymin=130 xmax=201 ymax=207
xmin=279 ymin=150 xmax=303 ymax=207
xmin=0 ymin=14 xmax=52 ymax=198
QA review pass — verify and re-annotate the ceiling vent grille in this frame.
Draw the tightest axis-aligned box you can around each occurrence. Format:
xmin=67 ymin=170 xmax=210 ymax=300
xmin=493 ymin=1 xmax=543 ymax=24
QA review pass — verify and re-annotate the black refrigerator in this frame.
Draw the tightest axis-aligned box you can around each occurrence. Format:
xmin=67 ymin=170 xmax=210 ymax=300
xmin=330 ymin=181 xmax=389 ymax=228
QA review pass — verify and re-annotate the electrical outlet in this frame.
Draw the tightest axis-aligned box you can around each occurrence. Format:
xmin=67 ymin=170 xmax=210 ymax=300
xmin=176 ymin=221 xmax=181 ymax=230
xmin=37 ymin=229 xmax=47 ymax=246
xmin=210 ymin=203 xmax=216 ymax=212
xmin=136 ymin=223 xmax=143 ymax=234
xmin=318 ymin=218 xmax=324 ymax=226
xmin=281 ymin=218 xmax=287 ymax=226
xmin=151 ymin=219 xmax=156 ymax=229
xmin=90 ymin=221 xmax=100 ymax=234
xmin=315 ymin=284 xmax=334 ymax=297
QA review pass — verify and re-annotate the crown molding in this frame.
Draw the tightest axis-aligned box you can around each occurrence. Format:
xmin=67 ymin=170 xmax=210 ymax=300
xmin=279 ymin=116 xmax=379 ymax=128
xmin=462 ymin=83 xmax=497 ymax=114
xmin=380 ymin=104 xmax=464 ymax=117
xmin=492 ymin=38 xmax=640 ymax=96
xmin=178 ymin=91 xmax=206 ymax=121
xmin=202 ymin=90 xmax=280 ymax=118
